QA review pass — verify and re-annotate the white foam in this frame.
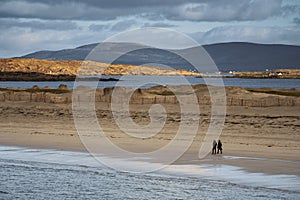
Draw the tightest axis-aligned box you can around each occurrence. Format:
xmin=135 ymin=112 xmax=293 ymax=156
xmin=160 ymin=164 xmax=300 ymax=192
xmin=1 ymin=145 xmax=299 ymax=192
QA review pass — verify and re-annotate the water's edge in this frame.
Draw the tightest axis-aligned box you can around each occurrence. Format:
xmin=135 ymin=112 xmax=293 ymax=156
xmin=1 ymin=145 xmax=299 ymax=195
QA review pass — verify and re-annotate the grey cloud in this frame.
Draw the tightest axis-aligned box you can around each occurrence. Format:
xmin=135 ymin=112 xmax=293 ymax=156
xmin=169 ymin=0 xmax=283 ymax=21
xmin=293 ymin=18 xmax=300 ymax=25
xmin=0 ymin=0 xmax=174 ymax=20
xmin=89 ymin=21 xmax=175 ymax=32
xmin=3 ymin=0 xmax=192 ymax=9
xmin=0 ymin=0 xmax=285 ymax=22
xmin=89 ymin=20 xmax=137 ymax=32
xmin=281 ymin=4 xmax=300 ymax=17
xmin=1 ymin=23 xmax=299 ymax=58
xmin=142 ymin=22 xmax=176 ymax=28
xmin=139 ymin=13 xmax=167 ymax=21
xmin=110 ymin=19 xmax=136 ymax=31
xmin=89 ymin=24 xmax=110 ymax=31
xmin=0 ymin=0 xmax=299 ymax=58
xmin=0 ymin=25 xmax=109 ymax=57
xmin=190 ymin=25 xmax=300 ymax=45
xmin=0 ymin=19 xmax=79 ymax=31
xmin=0 ymin=0 xmax=132 ymax=20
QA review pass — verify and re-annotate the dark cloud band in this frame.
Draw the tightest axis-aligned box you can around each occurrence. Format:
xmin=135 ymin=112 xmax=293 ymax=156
xmin=0 ymin=0 xmax=285 ymax=21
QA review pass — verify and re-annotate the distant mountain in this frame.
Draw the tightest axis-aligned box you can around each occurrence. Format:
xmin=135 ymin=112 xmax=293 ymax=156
xmin=202 ymin=43 xmax=300 ymax=72
xmin=21 ymin=42 xmax=300 ymax=72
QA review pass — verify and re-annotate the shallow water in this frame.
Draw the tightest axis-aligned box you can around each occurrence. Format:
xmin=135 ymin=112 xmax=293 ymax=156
xmin=0 ymin=146 xmax=299 ymax=199
xmin=0 ymin=76 xmax=299 ymax=89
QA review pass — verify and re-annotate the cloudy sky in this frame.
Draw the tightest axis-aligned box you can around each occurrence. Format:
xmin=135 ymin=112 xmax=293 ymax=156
xmin=0 ymin=0 xmax=299 ymax=57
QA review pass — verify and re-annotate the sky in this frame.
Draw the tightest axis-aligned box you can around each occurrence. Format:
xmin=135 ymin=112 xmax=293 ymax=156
xmin=0 ymin=0 xmax=299 ymax=57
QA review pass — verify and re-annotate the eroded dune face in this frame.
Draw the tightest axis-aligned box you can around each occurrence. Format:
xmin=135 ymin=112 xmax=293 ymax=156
xmin=0 ymin=83 xmax=299 ymax=106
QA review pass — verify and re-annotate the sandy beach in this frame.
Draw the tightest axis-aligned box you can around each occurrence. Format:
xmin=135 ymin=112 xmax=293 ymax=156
xmin=0 ymin=91 xmax=299 ymax=176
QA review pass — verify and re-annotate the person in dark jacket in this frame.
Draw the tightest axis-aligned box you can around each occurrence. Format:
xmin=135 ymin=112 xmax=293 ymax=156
xmin=212 ymin=140 xmax=217 ymax=154
xmin=217 ymin=140 xmax=222 ymax=154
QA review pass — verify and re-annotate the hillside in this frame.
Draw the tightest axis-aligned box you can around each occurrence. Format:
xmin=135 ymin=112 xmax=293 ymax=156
xmin=0 ymin=58 xmax=202 ymax=81
xmin=21 ymin=42 xmax=300 ymax=72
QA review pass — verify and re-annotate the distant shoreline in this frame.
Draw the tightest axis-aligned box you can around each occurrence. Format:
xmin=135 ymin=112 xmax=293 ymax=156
xmin=1 ymin=58 xmax=300 ymax=80
xmin=1 ymin=73 xmax=300 ymax=81
xmin=0 ymin=74 xmax=120 ymax=82
xmin=225 ymin=69 xmax=300 ymax=79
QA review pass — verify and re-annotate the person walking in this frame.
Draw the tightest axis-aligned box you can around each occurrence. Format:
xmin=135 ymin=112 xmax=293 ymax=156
xmin=217 ymin=139 xmax=222 ymax=154
xmin=212 ymin=140 xmax=217 ymax=154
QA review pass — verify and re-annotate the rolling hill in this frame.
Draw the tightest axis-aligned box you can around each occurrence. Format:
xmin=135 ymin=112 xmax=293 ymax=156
xmin=21 ymin=42 xmax=300 ymax=72
xmin=0 ymin=58 xmax=202 ymax=81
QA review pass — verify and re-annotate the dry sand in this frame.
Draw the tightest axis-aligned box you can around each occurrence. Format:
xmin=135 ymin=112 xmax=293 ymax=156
xmin=0 ymin=100 xmax=299 ymax=176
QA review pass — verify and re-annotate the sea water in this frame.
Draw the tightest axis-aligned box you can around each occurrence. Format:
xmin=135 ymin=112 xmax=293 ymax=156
xmin=0 ymin=76 xmax=299 ymax=89
xmin=0 ymin=146 xmax=299 ymax=199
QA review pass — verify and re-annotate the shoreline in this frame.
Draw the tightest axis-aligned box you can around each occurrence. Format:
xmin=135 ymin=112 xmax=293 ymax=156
xmin=0 ymin=100 xmax=299 ymax=176
xmin=1 ymin=75 xmax=300 ymax=81
xmin=1 ymin=142 xmax=300 ymax=190
xmin=2 ymin=145 xmax=300 ymax=193
xmin=2 ymin=142 xmax=299 ymax=177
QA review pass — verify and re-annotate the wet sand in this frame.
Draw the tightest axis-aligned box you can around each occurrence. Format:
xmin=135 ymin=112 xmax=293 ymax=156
xmin=0 ymin=100 xmax=299 ymax=176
